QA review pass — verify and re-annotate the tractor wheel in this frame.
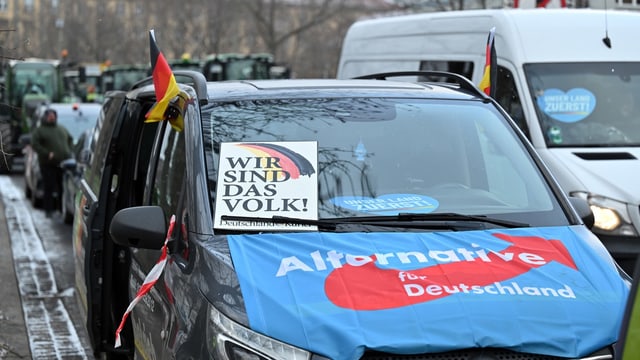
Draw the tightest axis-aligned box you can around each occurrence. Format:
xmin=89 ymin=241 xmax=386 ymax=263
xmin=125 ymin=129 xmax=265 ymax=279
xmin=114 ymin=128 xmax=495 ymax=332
xmin=0 ymin=122 xmax=14 ymax=174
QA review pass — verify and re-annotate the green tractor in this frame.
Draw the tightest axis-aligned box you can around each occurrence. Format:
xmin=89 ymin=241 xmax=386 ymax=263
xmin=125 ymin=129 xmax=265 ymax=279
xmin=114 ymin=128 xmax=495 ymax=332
xmin=100 ymin=63 xmax=150 ymax=92
xmin=61 ymin=62 xmax=104 ymax=103
xmin=168 ymin=53 xmax=203 ymax=72
xmin=0 ymin=58 xmax=66 ymax=173
xmin=201 ymin=53 xmax=290 ymax=81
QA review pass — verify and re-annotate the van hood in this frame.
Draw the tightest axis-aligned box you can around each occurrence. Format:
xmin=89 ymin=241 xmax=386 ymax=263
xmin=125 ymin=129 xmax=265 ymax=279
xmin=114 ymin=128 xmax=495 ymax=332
xmin=228 ymin=226 xmax=629 ymax=360
xmin=542 ymin=148 xmax=640 ymax=203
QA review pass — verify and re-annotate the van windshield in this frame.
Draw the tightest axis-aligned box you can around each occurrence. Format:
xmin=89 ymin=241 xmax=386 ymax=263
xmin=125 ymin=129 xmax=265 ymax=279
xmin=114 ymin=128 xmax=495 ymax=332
xmin=525 ymin=62 xmax=640 ymax=147
xmin=202 ymin=97 xmax=567 ymax=227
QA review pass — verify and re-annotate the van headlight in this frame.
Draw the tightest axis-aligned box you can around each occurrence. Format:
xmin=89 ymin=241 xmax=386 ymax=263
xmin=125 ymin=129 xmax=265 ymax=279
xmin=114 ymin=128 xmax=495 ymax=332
xmin=206 ymin=303 xmax=314 ymax=360
xmin=571 ymin=192 xmax=638 ymax=236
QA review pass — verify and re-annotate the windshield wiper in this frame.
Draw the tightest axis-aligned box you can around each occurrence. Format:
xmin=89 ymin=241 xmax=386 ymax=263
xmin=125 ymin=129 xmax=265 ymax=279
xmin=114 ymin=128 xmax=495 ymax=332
xmin=221 ymin=213 xmax=529 ymax=231
xmin=342 ymin=212 xmax=530 ymax=229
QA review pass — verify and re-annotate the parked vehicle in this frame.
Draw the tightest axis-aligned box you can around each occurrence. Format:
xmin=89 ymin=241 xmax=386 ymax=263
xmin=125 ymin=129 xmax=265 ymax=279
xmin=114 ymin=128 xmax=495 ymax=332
xmin=74 ymin=70 xmax=629 ymax=360
xmin=60 ymin=129 xmax=93 ymax=223
xmin=0 ymin=58 xmax=66 ymax=173
xmin=168 ymin=53 xmax=203 ymax=72
xmin=336 ymin=8 xmax=640 ymax=275
xmin=100 ymin=64 xmax=150 ymax=92
xmin=23 ymin=102 xmax=101 ymax=209
xmin=62 ymin=62 xmax=104 ymax=103
xmin=201 ymin=52 xmax=290 ymax=81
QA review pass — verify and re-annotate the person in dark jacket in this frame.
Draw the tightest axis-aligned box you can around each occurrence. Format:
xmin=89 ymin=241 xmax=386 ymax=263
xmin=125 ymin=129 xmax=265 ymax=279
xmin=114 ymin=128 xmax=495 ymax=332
xmin=31 ymin=109 xmax=73 ymax=217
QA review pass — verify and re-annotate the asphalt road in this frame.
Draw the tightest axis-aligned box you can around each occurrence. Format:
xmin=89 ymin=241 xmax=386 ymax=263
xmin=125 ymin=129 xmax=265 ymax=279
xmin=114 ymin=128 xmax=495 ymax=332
xmin=0 ymin=165 xmax=93 ymax=359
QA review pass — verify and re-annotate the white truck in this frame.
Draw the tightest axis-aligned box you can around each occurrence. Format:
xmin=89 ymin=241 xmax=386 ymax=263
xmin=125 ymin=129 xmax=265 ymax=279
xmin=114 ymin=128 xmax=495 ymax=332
xmin=337 ymin=8 xmax=640 ymax=274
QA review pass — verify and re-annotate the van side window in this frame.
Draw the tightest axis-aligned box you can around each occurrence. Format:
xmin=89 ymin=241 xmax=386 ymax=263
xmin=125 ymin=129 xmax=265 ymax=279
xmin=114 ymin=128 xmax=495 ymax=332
xmin=419 ymin=61 xmax=474 ymax=81
xmin=132 ymin=120 xmax=160 ymax=205
xmin=86 ymin=95 xmax=122 ymax=190
xmin=149 ymin=126 xmax=190 ymax=262
xmin=150 ymin=126 xmax=186 ymax=218
xmin=495 ymin=66 xmax=529 ymax=140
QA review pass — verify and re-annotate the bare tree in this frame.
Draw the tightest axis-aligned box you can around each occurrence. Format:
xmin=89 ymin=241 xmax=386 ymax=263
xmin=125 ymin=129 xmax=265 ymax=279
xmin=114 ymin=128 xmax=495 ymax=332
xmin=238 ymin=0 xmax=348 ymax=56
xmin=9 ymin=0 xmax=404 ymax=77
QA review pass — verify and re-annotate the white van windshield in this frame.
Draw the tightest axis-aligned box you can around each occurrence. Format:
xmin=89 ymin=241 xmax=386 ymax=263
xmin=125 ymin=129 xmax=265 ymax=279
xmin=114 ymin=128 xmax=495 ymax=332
xmin=525 ymin=62 xmax=640 ymax=147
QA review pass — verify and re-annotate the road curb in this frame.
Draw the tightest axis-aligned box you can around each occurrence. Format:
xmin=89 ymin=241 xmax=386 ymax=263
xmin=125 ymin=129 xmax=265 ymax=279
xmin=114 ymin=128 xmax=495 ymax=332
xmin=0 ymin=187 xmax=32 ymax=359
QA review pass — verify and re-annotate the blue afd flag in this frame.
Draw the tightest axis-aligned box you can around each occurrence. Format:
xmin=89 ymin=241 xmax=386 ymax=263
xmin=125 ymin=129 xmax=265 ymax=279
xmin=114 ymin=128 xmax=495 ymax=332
xmin=228 ymin=226 xmax=628 ymax=360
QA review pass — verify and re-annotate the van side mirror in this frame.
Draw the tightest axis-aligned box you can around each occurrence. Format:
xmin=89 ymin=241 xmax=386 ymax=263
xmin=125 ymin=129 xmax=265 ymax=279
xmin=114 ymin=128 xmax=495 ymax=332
xmin=569 ymin=196 xmax=594 ymax=229
xmin=78 ymin=149 xmax=91 ymax=164
xmin=110 ymin=206 xmax=167 ymax=249
xmin=60 ymin=158 xmax=77 ymax=171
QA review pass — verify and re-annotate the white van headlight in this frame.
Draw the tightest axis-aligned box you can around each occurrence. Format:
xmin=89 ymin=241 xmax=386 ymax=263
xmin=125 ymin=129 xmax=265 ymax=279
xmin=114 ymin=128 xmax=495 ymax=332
xmin=206 ymin=303 xmax=314 ymax=360
xmin=571 ymin=192 xmax=637 ymax=236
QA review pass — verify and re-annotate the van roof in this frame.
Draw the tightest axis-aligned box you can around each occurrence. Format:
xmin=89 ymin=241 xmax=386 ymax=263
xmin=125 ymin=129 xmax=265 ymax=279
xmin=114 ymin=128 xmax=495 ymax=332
xmin=202 ymin=78 xmax=482 ymax=102
xmin=343 ymin=8 xmax=640 ymax=63
xmin=129 ymin=77 xmax=485 ymax=103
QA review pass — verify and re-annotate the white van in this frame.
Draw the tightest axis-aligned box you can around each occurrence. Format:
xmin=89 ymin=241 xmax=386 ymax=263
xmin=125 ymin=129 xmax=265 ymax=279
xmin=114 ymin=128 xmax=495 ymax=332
xmin=337 ymin=8 xmax=640 ymax=275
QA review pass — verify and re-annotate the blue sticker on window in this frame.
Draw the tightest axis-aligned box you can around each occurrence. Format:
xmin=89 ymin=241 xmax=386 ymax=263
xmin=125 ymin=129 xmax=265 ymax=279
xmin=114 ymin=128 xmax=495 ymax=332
xmin=331 ymin=194 xmax=439 ymax=215
xmin=536 ymin=88 xmax=596 ymax=123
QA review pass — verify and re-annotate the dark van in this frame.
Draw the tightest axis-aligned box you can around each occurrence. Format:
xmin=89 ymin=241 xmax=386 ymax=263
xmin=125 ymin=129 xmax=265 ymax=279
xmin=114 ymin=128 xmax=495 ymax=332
xmin=73 ymin=71 xmax=630 ymax=360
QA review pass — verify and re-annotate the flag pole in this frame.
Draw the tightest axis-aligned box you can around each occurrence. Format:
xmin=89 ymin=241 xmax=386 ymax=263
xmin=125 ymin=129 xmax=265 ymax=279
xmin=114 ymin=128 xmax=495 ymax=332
xmin=478 ymin=27 xmax=497 ymax=99
xmin=146 ymin=29 xmax=182 ymax=129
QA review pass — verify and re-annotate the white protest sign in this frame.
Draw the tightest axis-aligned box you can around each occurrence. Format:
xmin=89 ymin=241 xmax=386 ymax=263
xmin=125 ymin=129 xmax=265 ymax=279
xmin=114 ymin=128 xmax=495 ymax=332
xmin=214 ymin=141 xmax=318 ymax=231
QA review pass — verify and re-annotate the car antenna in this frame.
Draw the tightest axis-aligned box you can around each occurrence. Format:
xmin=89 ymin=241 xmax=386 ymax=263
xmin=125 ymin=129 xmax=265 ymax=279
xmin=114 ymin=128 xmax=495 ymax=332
xmin=602 ymin=0 xmax=612 ymax=48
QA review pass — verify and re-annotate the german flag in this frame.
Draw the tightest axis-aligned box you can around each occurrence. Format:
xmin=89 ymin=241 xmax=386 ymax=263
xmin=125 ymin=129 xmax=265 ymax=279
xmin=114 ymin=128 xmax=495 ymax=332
xmin=146 ymin=29 xmax=180 ymax=127
xmin=478 ymin=27 xmax=497 ymax=98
